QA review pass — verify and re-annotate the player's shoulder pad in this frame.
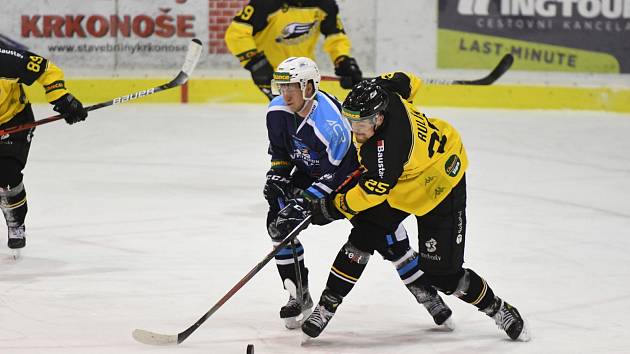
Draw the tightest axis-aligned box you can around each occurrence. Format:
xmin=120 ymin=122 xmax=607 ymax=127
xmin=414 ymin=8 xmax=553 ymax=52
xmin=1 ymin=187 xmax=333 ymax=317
xmin=239 ymin=0 xmax=281 ymax=17
xmin=305 ymin=0 xmax=339 ymax=14
xmin=375 ymin=72 xmax=413 ymax=100
xmin=232 ymin=0 xmax=281 ymax=26
xmin=308 ymin=92 xmax=351 ymax=164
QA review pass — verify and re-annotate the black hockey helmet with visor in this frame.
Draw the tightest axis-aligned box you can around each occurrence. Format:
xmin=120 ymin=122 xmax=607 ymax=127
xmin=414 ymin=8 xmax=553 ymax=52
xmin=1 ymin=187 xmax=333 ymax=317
xmin=342 ymin=80 xmax=389 ymax=125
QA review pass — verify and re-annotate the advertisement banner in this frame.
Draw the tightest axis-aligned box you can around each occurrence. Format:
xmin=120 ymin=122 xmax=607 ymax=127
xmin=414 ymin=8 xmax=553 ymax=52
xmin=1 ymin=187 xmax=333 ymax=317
xmin=0 ymin=0 xmax=208 ymax=72
xmin=438 ymin=0 xmax=630 ymax=73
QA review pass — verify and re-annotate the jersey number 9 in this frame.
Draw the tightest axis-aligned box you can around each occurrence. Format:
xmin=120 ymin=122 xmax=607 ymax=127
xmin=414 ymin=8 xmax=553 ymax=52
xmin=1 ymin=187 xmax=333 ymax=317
xmin=236 ymin=5 xmax=254 ymax=21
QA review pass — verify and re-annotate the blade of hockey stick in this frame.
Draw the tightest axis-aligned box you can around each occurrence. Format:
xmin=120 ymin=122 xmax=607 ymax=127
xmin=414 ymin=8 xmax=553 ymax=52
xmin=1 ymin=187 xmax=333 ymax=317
xmin=132 ymin=169 xmax=362 ymax=346
xmin=321 ymin=53 xmax=514 ymax=86
xmin=428 ymin=53 xmax=514 ymax=85
xmin=132 ymin=215 xmax=313 ymax=346
xmin=0 ymin=38 xmax=203 ymax=136
xmin=132 ymin=329 xmax=177 ymax=346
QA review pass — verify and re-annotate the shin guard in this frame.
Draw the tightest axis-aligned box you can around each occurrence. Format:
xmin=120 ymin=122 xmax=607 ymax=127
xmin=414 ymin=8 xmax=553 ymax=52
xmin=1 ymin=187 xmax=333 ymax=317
xmin=0 ymin=182 xmax=27 ymax=228
xmin=326 ymin=241 xmax=370 ymax=297
xmin=273 ymin=239 xmax=309 ymax=288
xmin=453 ymin=269 xmax=496 ymax=311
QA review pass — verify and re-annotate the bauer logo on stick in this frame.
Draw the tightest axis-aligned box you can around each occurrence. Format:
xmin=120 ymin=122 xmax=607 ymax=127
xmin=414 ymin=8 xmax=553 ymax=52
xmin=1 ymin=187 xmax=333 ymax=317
xmin=113 ymin=88 xmax=156 ymax=105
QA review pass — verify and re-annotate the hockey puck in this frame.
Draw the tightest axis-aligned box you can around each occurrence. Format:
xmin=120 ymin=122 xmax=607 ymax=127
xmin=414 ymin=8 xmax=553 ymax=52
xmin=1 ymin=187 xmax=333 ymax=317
xmin=246 ymin=344 xmax=254 ymax=354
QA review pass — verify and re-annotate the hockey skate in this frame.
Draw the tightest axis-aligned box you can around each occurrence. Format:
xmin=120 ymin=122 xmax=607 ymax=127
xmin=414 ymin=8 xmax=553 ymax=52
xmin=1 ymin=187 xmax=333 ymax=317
xmin=483 ymin=297 xmax=531 ymax=341
xmin=281 ymin=279 xmax=313 ymax=329
xmin=7 ymin=224 xmax=26 ymax=260
xmin=301 ymin=289 xmax=342 ymax=339
xmin=408 ymin=283 xmax=454 ymax=330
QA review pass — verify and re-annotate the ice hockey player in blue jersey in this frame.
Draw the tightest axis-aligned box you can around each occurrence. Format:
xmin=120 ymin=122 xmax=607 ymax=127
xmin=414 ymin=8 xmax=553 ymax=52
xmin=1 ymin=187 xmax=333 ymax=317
xmin=262 ymin=57 xmax=358 ymax=329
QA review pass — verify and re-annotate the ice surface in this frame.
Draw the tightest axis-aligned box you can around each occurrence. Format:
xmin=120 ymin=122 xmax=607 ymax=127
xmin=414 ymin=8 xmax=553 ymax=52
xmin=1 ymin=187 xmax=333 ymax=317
xmin=1 ymin=103 xmax=629 ymax=353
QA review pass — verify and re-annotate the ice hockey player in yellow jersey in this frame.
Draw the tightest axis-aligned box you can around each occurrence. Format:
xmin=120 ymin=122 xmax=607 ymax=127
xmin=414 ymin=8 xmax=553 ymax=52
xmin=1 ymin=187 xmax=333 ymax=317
xmin=0 ymin=43 xmax=88 ymax=255
xmin=225 ymin=0 xmax=362 ymax=99
xmin=298 ymin=73 xmax=532 ymax=342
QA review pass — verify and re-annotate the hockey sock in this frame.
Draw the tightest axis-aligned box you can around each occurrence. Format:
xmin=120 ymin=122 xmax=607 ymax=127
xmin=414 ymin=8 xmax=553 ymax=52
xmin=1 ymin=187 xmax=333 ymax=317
xmin=274 ymin=239 xmax=308 ymax=288
xmin=392 ymin=248 xmax=425 ymax=285
xmin=453 ymin=268 xmax=496 ymax=310
xmin=325 ymin=241 xmax=370 ymax=297
xmin=0 ymin=182 xmax=28 ymax=228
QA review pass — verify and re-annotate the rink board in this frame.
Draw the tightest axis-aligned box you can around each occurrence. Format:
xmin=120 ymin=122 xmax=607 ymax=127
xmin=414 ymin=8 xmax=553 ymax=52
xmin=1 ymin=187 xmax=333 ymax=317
xmin=23 ymin=78 xmax=630 ymax=113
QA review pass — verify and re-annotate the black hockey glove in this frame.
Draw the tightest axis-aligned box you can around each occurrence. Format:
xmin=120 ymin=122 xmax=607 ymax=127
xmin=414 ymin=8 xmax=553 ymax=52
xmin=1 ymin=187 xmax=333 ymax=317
xmin=334 ymin=56 xmax=363 ymax=89
xmin=263 ymin=170 xmax=293 ymax=211
xmin=307 ymin=195 xmax=344 ymax=226
xmin=52 ymin=93 xmax=88 ymax=125
xmin=244 ymin=52 xmax=274 ymax=100
xmin=269 ymin=200 xmax=310 ymax=239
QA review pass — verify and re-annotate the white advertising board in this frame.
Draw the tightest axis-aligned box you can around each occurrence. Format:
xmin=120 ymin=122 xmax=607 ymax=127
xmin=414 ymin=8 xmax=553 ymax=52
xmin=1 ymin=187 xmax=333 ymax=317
xmin=0 ymin=0 xmax=208 ymax=74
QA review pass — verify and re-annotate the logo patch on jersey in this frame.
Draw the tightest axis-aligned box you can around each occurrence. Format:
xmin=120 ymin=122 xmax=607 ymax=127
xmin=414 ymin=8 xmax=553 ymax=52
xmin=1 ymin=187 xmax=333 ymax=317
xmin=276 ymin=22 xmax=317 ymax=44
xmin=425 ymin=238 xmax=438 ymax=253
xmin=291 ymin=137 xmax=319 ymax=168
xmin=445 ymin=154 xmax=461 ymax=177
xmin=376 ymin=140 xmax=385 ymax=178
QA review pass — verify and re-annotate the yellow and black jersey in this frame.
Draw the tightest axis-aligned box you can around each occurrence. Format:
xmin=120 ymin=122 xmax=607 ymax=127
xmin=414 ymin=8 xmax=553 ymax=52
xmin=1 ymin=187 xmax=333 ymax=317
xmin=0 ymin=46 xmax=69 ymax=125
xmin=334 ymin=72 xmax=469 ymax=218
xmin=225 ymin=0 xmax=352 ymax=69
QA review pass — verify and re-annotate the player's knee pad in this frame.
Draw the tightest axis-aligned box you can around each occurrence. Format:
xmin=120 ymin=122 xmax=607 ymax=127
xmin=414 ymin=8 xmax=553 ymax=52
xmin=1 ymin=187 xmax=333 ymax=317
xmin=341 ymin=241 xmax=371 ymax=265
xmin=424 ymin=269 xmax=466 ymax=295
xmin=349 ymin=221 xmax=407 ymax=255
xmin=348 ymin=225 xmax=378 ymax=253
xmin=376 ymin=223 xmax=411 ymax=261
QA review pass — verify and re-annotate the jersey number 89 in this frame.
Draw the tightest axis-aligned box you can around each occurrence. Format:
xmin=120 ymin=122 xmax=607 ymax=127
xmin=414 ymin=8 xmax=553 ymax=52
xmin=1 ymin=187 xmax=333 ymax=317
xmin=27 ymin=56 xmax=43 ymax=72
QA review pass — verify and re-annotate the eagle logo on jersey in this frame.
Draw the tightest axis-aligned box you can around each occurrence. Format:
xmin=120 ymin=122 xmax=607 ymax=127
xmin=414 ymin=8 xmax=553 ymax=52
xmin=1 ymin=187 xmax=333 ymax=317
xmin=276 ymin=22 xmax=318 ymax=44
xmin=291 ymin=137 xmax=319 ymax=167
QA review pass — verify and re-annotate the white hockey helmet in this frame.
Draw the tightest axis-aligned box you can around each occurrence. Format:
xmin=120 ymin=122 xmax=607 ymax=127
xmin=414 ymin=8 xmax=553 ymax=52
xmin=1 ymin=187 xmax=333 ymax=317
xmin=271 ymin=57 xmax=321 ymax=100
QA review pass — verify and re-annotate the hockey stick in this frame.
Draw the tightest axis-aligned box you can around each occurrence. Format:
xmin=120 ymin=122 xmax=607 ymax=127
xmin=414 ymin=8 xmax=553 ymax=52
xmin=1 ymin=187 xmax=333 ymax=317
xmin=321 ymin=53 xmax=514 ymax=86
xmin=290 ymin=238 xmax=305 ymax=307
xmin=132 ymin=169 xmax=362 ymax=346
xmin=277 ymin=198 xmax=305 ymax=308
xmin=0 ymin=38 xmax=203 ymax=136
xmin=132 ymin=216 xmax=312 ymax=346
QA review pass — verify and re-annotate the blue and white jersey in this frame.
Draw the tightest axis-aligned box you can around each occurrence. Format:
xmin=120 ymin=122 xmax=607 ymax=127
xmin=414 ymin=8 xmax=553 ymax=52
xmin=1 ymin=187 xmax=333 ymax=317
xmin=266 ymin=90 xmax=358 ymax=198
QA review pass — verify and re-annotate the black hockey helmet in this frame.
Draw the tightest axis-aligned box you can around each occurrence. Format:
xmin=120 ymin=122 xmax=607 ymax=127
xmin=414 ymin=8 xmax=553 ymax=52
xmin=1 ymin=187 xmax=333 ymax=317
xmin=342 ymin=80 xmax=389 ymax=124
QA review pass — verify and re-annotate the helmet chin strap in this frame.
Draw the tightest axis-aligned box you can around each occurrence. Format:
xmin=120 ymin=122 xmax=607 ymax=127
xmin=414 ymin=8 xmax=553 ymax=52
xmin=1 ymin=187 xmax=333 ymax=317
xmin=297 ymin=98 xmax=314 ymax=117
xmin=372 ymin=112 xmax=384 ymax=129
xmin=296 ymin=82 xmax=316 ymax=116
